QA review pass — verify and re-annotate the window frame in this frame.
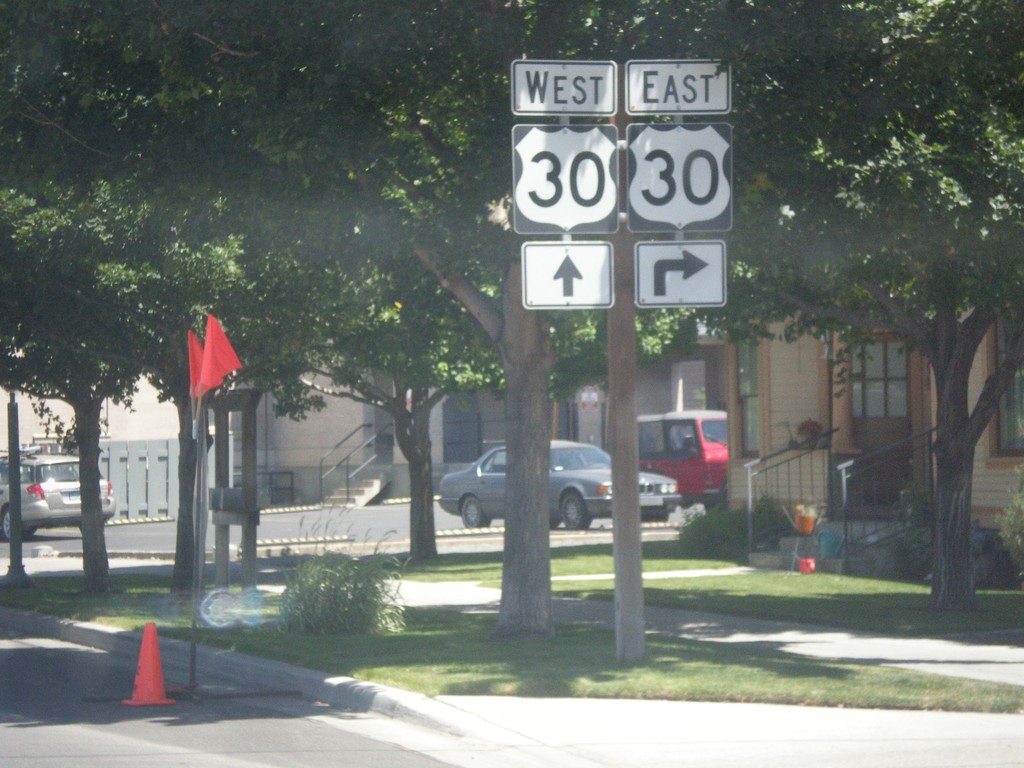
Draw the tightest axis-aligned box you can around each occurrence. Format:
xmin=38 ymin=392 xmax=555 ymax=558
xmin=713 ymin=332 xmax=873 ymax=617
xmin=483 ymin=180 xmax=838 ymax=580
xmin=851 ymin=340 xmax=909 ymax=419
xmin=995 ymin=323 xmax=1024 ymax=456
xmin=737 ymin=343 xmax=760 ymax=456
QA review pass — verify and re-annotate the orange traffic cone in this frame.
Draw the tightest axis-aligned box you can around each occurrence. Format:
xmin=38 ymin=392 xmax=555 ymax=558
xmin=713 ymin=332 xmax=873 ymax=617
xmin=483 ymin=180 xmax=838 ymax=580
xmin=123 ymin=622 xmax=175 ymax=706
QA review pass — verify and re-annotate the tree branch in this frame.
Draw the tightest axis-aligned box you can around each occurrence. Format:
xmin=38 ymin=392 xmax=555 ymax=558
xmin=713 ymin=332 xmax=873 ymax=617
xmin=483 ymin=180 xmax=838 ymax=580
xmin=414 ymin=247 xmax=504 ymax=343
xmin=18 ymin=99 xmax=115 ymax=158
xmin=191 ymin=32 xmax=259 ymax=61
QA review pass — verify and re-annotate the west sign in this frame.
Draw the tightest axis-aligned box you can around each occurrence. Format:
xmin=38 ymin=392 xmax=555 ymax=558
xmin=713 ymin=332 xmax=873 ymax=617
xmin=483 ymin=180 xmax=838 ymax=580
xmin=511 ymin=60 xmax=617 ymax=116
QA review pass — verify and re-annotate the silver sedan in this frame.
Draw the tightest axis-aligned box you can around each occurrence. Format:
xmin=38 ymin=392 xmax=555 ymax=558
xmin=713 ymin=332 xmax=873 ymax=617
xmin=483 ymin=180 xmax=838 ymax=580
xmin=438 ymin=440 xmax=681 ymax=530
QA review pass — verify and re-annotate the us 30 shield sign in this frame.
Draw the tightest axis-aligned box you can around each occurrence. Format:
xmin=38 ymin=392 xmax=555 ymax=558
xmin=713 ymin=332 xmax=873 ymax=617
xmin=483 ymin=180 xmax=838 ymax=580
xmin=512 ymin=124 xmax=619 ymax=235
xmin=627 ymin=123 xmax=732 ymax=233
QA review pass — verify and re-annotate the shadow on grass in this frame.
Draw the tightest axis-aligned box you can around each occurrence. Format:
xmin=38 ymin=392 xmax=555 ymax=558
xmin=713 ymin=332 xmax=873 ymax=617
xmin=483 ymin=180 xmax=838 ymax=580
xmin=557 ymin=575 xmax=1024 ymax=637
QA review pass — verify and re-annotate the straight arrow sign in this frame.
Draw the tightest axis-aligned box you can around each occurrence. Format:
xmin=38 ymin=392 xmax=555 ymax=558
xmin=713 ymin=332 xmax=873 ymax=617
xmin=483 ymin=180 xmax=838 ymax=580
xmin=635 ymin=240 xmax=726 ymax=308
xmin=554 ymin=255 xmax=584 ymax=296
xmin=522 ymin=241 xmax=613 ymax=309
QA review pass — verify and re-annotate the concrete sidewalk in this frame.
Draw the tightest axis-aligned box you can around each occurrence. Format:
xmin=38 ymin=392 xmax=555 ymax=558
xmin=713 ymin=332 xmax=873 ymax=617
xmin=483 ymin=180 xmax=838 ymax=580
xmin=397 ymin=577 xmax=1024 ymax=689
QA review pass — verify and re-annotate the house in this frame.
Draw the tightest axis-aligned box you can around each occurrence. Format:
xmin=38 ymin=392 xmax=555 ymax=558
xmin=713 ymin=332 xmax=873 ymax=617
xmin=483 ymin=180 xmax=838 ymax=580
xmin=725 ymin=324 xmax=1022 ymax=526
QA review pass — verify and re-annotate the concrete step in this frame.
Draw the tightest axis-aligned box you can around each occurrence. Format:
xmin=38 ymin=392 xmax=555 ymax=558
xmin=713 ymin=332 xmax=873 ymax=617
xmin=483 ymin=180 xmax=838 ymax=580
xmin=324 ymin=477 xmax=382 ymax=509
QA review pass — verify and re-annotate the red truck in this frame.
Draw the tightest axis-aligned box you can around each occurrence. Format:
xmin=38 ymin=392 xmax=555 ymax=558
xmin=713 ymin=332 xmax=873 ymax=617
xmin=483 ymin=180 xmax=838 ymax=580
xmin=638 ymin=410 xmax=729 ymax=509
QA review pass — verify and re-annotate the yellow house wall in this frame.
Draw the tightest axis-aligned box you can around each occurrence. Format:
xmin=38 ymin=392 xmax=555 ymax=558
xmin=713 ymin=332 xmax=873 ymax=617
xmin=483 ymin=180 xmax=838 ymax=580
xmin=726 ymin=326 xmax=1022 ymax=526
xmin=970 ymin=333 xmax=1022 ymax=527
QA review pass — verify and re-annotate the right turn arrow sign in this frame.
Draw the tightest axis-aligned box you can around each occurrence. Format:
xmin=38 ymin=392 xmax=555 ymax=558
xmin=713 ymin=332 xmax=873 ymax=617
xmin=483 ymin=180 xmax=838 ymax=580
xmin=635 ymin=241 xmax=726 ymax=307
xmin=653 ymin=249 xmax=708 ymax=295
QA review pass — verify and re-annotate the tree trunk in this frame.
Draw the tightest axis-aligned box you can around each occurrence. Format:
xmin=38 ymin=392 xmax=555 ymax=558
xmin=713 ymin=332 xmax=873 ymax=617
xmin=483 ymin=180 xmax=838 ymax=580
xmin=929 ymin=438 xmax=978 ymax=611
xmin=392 ymin=388 xmax=439 ymax=561
xmin=925 ymin=310 xmax=988 ymax=612
xmin=73 ymin=395 xmax=109 ymax=594
xmin=415 ymin=251 xmax=556 ymax=638
xmin=493 ymin=264 xmax=555 ymax=639
xmin=171 ymin=395 xmax=197 ymax=593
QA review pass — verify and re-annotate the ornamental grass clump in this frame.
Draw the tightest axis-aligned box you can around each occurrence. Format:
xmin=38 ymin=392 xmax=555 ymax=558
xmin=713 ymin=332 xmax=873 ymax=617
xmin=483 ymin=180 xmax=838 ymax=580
xmin=279 ymin=553 xmax=405 ymax=635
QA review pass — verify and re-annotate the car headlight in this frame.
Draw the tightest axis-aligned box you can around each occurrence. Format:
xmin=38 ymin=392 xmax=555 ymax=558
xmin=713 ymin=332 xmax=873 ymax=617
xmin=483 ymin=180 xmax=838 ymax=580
xmin=597 ymin=483 xmax=611 ymax=496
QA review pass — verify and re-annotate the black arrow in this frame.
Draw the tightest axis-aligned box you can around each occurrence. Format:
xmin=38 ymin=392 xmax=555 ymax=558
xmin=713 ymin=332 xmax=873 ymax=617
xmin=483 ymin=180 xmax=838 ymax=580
xmin=554 ymin=255 xmax=583 ymax=297
xmin=653 ymin=249 xmax=708 ymax=296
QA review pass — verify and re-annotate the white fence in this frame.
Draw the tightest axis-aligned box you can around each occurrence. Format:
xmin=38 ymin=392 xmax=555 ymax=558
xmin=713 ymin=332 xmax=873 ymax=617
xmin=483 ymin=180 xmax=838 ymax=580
xmin=100 ymin=439 xmax=181 ymax=520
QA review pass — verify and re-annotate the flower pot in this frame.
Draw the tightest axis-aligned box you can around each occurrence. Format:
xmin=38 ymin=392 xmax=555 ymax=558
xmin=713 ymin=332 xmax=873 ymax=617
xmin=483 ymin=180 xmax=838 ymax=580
xmin=795 ymin=514 xmax=816 ymax=534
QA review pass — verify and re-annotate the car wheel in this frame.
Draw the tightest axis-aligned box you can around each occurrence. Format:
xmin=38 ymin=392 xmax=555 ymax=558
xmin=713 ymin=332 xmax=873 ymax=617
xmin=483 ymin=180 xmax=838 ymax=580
xmin=459 ymin=495 xmax=490 ymax=528
xmin=0 ymin=506 xmax=9 ymax=542
xmin=560 ymin=491 xmax=592 ymax=530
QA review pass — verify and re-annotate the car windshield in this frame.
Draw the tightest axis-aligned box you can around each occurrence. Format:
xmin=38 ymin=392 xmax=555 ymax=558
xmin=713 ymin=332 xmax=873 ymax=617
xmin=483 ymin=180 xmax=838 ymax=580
xmin=551 ymin=446 xmax=611 ymax=471
xmin=701 ymin=420 xmax=728 ymax=444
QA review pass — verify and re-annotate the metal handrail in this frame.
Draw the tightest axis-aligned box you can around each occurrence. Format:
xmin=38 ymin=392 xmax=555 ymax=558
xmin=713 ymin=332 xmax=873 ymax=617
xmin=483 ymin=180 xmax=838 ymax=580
xmin=319 ymin=423 xmax=371 ymax=502
xmin=318 ymin=423 xmax=393 ymax=504
xmin=745 ymin=429 xmax=838 ymax=551
xmin=837 ymin=427 xmax=936 ymax=569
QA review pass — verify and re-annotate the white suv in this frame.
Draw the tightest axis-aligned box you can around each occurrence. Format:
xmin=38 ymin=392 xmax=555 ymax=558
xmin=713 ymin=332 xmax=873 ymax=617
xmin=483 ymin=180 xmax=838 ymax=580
xmin=0 ymin=452 xmax=116 ymax=541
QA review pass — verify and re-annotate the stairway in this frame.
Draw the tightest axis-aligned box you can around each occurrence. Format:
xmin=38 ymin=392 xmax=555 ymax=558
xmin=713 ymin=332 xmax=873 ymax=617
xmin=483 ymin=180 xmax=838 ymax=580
xmin=323 ymin=476 xmax=384 ymax=510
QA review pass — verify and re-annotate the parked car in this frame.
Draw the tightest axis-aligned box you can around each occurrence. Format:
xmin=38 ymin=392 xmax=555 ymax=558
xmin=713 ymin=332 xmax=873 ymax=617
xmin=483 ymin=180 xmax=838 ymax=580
xmin=438 ymin=440 xmax=682 ymax=530
xmin=637 ymin=410 xmax=728 ymax=508
xmin=0 ymin=452 xmax=116 ymax=541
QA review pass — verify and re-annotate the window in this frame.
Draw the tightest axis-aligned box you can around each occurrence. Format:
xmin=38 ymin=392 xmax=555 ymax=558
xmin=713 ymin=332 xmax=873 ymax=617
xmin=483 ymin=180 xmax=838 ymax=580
xmin=481 ymin=449 xmax=506 ymax=474
xmin=737 ymin=343 xmax=760 ymax=454
xmin=998 ymin=325 xmax=1024 ymax=453
xmin=851 ymin=341 xmax=908 ymax=418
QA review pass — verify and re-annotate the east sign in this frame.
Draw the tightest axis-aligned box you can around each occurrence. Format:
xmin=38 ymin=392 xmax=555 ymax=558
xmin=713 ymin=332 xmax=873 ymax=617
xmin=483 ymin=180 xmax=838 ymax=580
xmin=626 ymin=59 xmax=731 ymax=115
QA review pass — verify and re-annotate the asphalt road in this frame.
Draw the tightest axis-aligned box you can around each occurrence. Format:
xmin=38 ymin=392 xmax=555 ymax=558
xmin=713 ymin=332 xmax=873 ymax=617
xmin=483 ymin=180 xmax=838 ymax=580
xmin=0 ymin=624 xmax=463 ymax=768
xmin=1 ymin=500 xmax=683 ymax=560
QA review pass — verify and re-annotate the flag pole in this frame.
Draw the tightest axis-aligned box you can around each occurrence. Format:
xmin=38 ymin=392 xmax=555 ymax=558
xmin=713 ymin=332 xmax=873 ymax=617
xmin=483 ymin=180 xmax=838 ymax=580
xmin=188 ymin=392 xmax=207 ymax=690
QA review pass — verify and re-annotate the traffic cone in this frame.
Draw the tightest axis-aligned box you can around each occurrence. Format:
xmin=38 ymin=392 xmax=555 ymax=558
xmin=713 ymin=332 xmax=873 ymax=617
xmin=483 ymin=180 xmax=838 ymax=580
xmin=123 ymin=622 xmax=175 ymax=706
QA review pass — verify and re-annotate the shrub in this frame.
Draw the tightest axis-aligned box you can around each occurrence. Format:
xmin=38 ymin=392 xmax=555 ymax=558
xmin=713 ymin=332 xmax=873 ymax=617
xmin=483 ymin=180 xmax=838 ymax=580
xmin=889 ymin=526 xmax=932 ymax=582
xmin=279 ymin=553 xmax=405 ymax=635
xmin=677 ymin=506 xmax=748 ymax=561
xmin=677 ymin=497 xmax=790 ymax=563
xmin=998 ymin=476 xmax=1024 ymax=581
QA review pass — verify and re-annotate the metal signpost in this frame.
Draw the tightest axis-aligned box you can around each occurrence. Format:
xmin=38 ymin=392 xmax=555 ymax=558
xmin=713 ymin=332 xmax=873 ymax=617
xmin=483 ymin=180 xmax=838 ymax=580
xmin=510 ymin=58 xmax=731 ymax=661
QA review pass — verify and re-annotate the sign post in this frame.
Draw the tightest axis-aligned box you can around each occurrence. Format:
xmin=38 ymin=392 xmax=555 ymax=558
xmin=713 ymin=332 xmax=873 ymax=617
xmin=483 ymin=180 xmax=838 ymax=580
xmin=510 ymin=58 xmax=731 ymax=663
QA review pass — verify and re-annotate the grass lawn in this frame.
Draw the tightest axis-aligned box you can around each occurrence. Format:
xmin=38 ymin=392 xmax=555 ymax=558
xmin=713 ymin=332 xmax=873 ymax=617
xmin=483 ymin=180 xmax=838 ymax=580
xmin=401 ymin=539 xmax=735 ymax=583
xmin=2 ymin=541 xmax=1023 ymax=714
xmin=555 ymin=572 xmax=1024 ymax=637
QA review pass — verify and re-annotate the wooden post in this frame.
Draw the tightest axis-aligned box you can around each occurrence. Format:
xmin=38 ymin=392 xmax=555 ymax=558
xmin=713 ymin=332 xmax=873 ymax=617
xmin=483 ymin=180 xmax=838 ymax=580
xmin=607 ymin=78 xmax=645 ymax=662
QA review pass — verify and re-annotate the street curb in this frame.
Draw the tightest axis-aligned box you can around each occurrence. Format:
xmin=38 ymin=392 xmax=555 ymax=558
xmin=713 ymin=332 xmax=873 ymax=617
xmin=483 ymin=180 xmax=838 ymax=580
xmin=0 ymin=604 xmax=489 ymax=738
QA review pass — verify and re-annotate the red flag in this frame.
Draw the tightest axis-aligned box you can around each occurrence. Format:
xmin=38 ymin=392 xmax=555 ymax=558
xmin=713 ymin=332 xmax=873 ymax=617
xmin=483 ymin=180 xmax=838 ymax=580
xmin=187 ymin=330 xmax=204 ymax=400
xmin=198 ymin=314 xmax=242 ymax=395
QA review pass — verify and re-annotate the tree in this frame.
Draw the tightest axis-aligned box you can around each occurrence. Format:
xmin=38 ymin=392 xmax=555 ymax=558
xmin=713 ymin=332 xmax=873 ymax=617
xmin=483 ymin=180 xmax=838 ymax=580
xmin=708 ymin=0 xmax=1024 ymax=610
xmin=0 ymin=3 xmax=332 ymax=592
xmin=304 ymin=251 xmax=501 ymax=561
xmin=0 ymin=1 xmax=712 ymax=631
xmin=0 ymin=187 xmax=145 ymax=593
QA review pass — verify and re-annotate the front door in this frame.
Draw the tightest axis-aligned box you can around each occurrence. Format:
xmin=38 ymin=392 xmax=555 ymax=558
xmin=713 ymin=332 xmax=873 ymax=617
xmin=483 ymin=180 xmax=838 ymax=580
xmin=849 ymin=340 xmax=912 ymax=515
